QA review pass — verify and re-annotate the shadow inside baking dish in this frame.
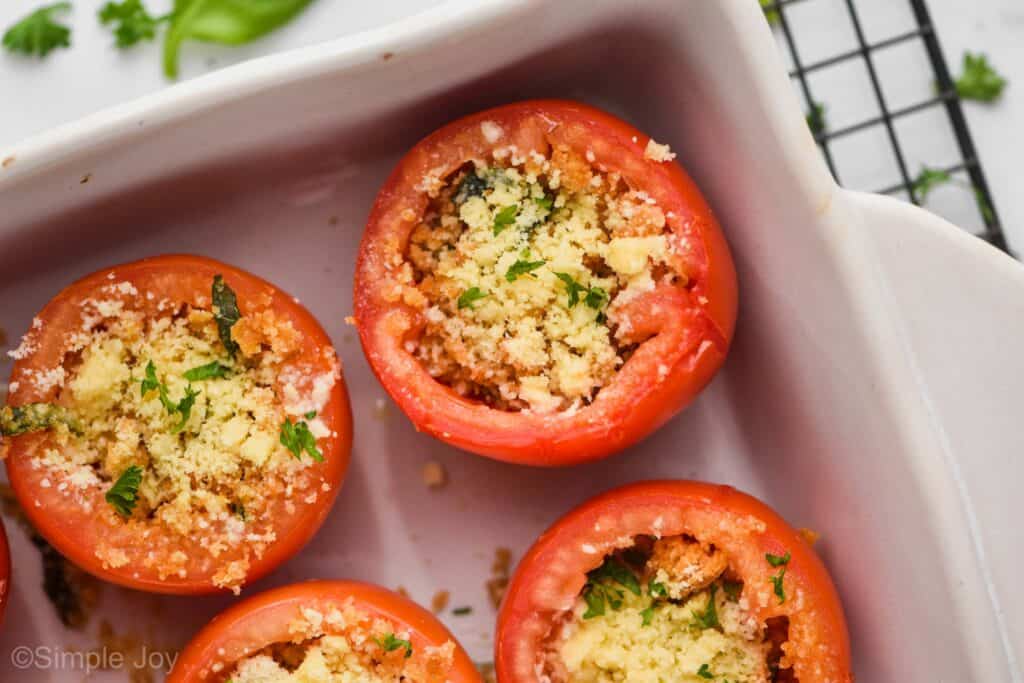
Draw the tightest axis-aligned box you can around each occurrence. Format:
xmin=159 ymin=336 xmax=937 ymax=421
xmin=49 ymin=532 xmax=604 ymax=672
xmin=0 ymin=5 xmax=978 ymax=677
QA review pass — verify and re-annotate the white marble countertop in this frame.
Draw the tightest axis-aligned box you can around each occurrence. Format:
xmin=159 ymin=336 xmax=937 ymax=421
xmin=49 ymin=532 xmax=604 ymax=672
xmin=1 ymin=0 xmax=1021 ymax=249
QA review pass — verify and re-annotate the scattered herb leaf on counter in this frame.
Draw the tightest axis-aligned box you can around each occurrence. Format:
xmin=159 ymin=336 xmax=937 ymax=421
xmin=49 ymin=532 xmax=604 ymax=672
xmin=806 ymin=102 xmax=827 ymax=137
xmin=2 ymin=2 xmax=72 ymax=58
xmin=212 ymin=274 xmax=241 ymax=357
xmin=98 ymin=0 xmax=169 ymax=47
xmin=912 ymin=166 xmax=952 ymax=201
xmin=452 ymin=606 xmax=472 ymax=616
xmin=106 ymin=465 xmax=143 ymax=517
xmin=954 ymin=52 xmax=1007 ymax=102
xmin=163 ymin=0 xmax=317 ymax=79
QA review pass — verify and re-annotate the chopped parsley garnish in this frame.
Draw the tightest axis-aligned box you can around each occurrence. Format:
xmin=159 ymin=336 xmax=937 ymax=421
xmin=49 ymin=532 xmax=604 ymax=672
xmin=554 ymin=273 xmax=588 ymax=307
xmin=766 ymin=551 xmax=791 ymax=567
xmin=452 ymin=606 xmax=472 ymax=616
xmin=692 ymin=584 xmax=720 ymax=630
xmin=183 ymin=361 xmax=231 ymax=381
xmin=912 ymin=166 xmax=952 ymax=201
xmin=697 ymin=663 xmax=715 ymax=679
xmin=106 ymin=465 xmax=143 ymax=517
xmin=141 ymin=361 xmax=199 ymax=432
xmin=492 ymin=205 xmax=518 ymax=235
xmin=806 ymin=101 xmax=827 ymax=136
xmin=458 ymin=287 xmax=488 ymax=310
xmin=2 ymin=2 xmax=72 ymax=58
xmin=640 ymin=604 xmax=656 ymax=626
xmin=722 ymin=579 xmax=743 ymax=601
xmin=212 ymin=275 xmax=241 ymax=358
xmin=584 ymin=286 xmax=608 ymax=310
xmin=648 ymin=579 xmax=668 ymax=598
xmin=304 ymin=410 xmax=317 ymax=420
xmin=505 ymin=259 xmax=545 ymax=282
xmin=280 ymin=417 xmax=323 ymax=462
xmin=770 ymin=567 xmax=787 ymax=604
xmin=0 ymin=404 xmax=79 ymax=437
xmin=98 ymin=0 xmax=170 ymax=48
xmin=535 ymin=194 xmax=554 ymax=211
xmin=582 ymin=557 xmax=642 ymax=619
xmin=375 ymin=633 xmax=412 ymax=658
xmin=454 ymin=173 xmax=487 ymax=203
xmin=954 ymin=52 xmax=1007 ymax=102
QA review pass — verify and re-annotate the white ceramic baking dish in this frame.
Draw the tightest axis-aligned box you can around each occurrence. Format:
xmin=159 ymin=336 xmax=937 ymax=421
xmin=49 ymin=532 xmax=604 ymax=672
xmin=1 ymin=0 xmax=1021 ymax=680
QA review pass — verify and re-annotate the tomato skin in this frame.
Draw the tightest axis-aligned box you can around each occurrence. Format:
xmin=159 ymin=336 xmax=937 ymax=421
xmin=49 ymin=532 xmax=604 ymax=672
xmin=168 ymin=580 xmax=482 ymax=682
xmin=3 ymin=255 xmax=353 ymax=594
xmin=355 ymin=100 xmax=737 ymax=466
xmin=495 ymin=481 xmax=853 ymax=683
xmin=0 ymin=518 xmax=9 ymax=624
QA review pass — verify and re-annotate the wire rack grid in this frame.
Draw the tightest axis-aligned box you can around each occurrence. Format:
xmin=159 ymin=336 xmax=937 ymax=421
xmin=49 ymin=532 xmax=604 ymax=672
xmin=763 ymin=0 xmax=1008 ymax=252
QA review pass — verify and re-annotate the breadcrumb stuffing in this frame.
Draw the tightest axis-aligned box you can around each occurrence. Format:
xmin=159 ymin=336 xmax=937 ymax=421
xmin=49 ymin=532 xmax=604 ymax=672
xmin=404 ymin=147 xmax=687 ymax=413
xmin=643 ymin=138 xmax=677 ymax=163
xmin=228 ymin=600 xmax=456 ymax=682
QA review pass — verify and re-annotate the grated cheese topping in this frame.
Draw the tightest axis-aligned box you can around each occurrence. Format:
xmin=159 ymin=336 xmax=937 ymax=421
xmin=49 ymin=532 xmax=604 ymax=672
xmin=402 ymin=146 xmax=687 ymax=412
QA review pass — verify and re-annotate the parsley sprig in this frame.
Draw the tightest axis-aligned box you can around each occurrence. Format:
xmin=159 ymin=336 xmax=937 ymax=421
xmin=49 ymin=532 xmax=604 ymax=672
xmin=581 ymin=557 xmax=641 ymax=620
xmin=184 ymin=361 xmax=231 ymax=381
xmin=492 ymin=205 xmax=518 ymax=236
xmin=2 ymin=2 xmax=72 ymax=57
xmin=505 ymin=259 xmax=545 ymax=282
xmin=457 ymin=287 xmax=488 ymax=310
xmin=954 ymin=52 xmax=1007 ymax=102
xmin=375 ymin=633 xmax=413 ymax=658
xmin=692 ymin=584 xmax=720 ymax=630
xmin=766 ymin=551 xmax=790 ymax=604
xmin=212 ymin=275 xmax=241 ymax=358
xmin=99 ymin=0 xmax=170 ymax=48
xmin=697 ymin=663 xmax=715 ymax=679
xmin=280 ymin=414 xmax=323 ymax=462
xmin=106 ymin=465 xmax=143 ymax=517
xmin=140 ymin=361 xmax=200 ymax=433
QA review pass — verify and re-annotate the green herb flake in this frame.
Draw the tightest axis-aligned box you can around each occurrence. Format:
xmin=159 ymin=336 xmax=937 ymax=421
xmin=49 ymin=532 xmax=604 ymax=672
xmin=0 ymin=404 xmax=79 ymax=437
xmin=280 ymin=417 xmax=324 ymax=463
xmin=554 ymin=272 xmax=587 ymax=307
xmin=106 ymin=465 xmax=143 ymax=518
xmin=452 ymin=606 xmax=472 ymax=616
xmin=505 ymin=259 xmax=545 ymax=282
xmin=722 ymin=580 xmax=743 ymax=601
xmin=760 ymin=0 xmax=779 ymax=26
xmin=375 ymin=633 xmax=412 ymax=658
xmin=455 ymin=173 xmax=487 ymax=204
xmin=692 ymin=584 xmax=720 ymax=630
xmin=770 ymin=567 xmax=787 ymax=604
xmin=174 ymin=385 xmax=199 ymax=433
xmin=492 ymin=205 xmax=518 ymax=235
xmin=806 ymin=102 xmax=827 ymax=137
xmin=648 ymin=579 xmax=668 ymax=599
xmin=584 ymin=286 xmax=608 ymax=310
xmin=99 ymin=0 xmax=170 ymax=48
xmin=212 ymin=275 xmax=241 ymax=358
xmin=589 ymin=558 xmax=642 ymax=596
xmin=183 ymin=361 xmax=231 ymax=382
xmin=697 ymin=663 xmax=715 ymax=679
xmin=955 ymin=52 xmax=1007 ymax=102
xmin=913 ymin=166 xmax=952 ymax=202
xmin=535 ymin=194 xmax=554 ymax=211
xmin=458 ymin=287 xmax=488 ymax=310
xmin=304 ymin=410 xmax=317 ymax=420
xmin=582 ymin=585 xmax=607 ymax=619
xmin=640 ymin=604 xmax=656 ymax=626
xmin=766 ymin=551 xmax=791 ymax=567
xmin=2 ymin=2 xmax=72 ymax=58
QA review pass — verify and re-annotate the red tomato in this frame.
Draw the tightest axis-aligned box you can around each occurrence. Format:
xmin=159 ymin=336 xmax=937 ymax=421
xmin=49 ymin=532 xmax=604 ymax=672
xmin=168 ymin=580 xmax=482 ymax=682
xmin=496 ymin=481 xmax=853 ymax=682
xmin=0 ymin=518 xmax=9 ymax=623
xmin=3 ymin=255 xmax=353 ymax=594
xmin=355 ymin=100 xmax=737 ymax=466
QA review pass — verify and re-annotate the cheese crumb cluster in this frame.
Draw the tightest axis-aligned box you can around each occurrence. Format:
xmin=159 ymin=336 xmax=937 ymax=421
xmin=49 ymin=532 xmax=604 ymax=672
xmin=10 ymin=280 xmax=337 ymax=591
xmin=404 ymin=144 xmax=686 ymax=412
xmin=228 ymin=601 xmax=455 ymax=682
xmin=545 ymin=535 xmax=776 ymax=683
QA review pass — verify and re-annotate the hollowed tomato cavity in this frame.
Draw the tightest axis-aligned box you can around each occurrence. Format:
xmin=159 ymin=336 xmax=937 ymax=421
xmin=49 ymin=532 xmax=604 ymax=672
xmin=403 ymin=145 xmax=693 ymax=413
xmin=224 ymin=600 xmax=456 ymax=682
xmin=5 ymin=269 xmax=343 ymax=592
xmin=541 ymin=534 xmax=797 ymax=683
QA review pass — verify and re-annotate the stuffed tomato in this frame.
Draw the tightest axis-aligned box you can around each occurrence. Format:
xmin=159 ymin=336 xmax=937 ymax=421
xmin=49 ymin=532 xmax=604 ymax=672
xmin=496 ymin=481 xmax=852 ymax=683
xmin=169 ymin=580 xmax=481 ymax=682
xmin=2 ymin=255 xmax=352 ymax=594
xmin=355 ymin=100 xmax=737 ymax=466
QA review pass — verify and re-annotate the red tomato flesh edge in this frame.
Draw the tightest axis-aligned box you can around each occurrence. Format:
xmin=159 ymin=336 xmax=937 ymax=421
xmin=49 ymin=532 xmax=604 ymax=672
xmin=168 ymin=580 xmax=482 ymax=683
xmin=495 ymin=480 xmax=853 ymax=682
xmin=355 ymin=100 xmax=738 ymax=466
xmin=4 ymin=255 xmax=353 ymax=594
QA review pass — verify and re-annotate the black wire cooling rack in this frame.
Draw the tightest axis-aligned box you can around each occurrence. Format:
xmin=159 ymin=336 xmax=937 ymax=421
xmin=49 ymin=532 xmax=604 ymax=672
xmin=764 ymin=0 xmax=1008 ymax=252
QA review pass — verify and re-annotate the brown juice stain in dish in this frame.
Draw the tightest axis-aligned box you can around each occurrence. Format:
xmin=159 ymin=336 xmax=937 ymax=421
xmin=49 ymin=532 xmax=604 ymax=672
xmin=487 ymin=547 xmax=513 ymax=609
